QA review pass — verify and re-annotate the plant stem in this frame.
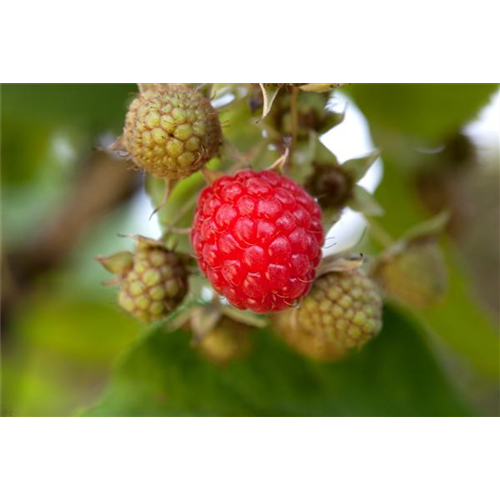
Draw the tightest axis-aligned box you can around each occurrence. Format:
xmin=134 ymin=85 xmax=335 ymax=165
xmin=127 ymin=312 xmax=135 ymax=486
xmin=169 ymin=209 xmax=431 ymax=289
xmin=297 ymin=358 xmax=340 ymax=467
xmin=289 ymin=86 xmax=299 ymax=165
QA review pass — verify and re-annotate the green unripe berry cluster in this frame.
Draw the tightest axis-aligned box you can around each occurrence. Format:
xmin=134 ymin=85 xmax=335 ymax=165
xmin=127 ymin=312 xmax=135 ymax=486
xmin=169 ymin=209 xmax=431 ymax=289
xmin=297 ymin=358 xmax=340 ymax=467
xmin=122 ymin=84 xmax=221 ymax=179
xmin=297 ymin=269 xmax=382 ymax=349
xmin=118 ymin=240 xmax=188 ymax=323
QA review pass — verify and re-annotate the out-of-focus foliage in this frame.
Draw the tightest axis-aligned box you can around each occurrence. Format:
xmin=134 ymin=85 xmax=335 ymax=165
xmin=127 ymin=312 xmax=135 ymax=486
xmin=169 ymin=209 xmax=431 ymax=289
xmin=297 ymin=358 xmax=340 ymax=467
xmin=347 ymin=84 xmax=499 ymax=379
xmin=2 ymin=294 xmax=140 ymax=416
xmin=2 ymin=84 xmax=136 ymax=131
xmin=349 ymin=84 xmax=498 ymax=141
xmin=16 ymin=296 xmax=139 ymax=363
xmin=84 ymin=307 xmax=469 ymax=417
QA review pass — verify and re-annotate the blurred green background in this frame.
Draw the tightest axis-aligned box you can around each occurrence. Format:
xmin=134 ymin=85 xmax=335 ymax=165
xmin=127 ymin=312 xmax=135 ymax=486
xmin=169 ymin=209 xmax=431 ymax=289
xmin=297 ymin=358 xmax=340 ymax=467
xmin=1 ymin=84 xmax=499 ymax=416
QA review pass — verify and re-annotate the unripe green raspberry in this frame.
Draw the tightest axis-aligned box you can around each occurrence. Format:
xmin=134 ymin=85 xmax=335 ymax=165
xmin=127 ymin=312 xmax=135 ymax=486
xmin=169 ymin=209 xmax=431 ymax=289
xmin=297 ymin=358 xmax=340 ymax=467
xmin=197 ymin=317 xmax=251 ymax=365
xmin=297 ymin=269 xmax=383 ymax=349
xmin=97 ymin=237 xmax=189 ymax=323
xmin=275 ymin=310 xmax=347 ymax=362
xmin=120 ymin=84 xmax=222 ymax=179
xmin=120 ymin=240 xmax=188 ymax=323
xmin=372 ymin=240 xmax=447 ymax=308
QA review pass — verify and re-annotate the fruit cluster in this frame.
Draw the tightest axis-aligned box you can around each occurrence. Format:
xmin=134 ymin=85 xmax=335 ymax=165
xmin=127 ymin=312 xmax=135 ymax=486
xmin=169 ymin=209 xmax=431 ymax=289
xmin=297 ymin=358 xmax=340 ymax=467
xmin=97 ymin=83 xmax=447 ymax=364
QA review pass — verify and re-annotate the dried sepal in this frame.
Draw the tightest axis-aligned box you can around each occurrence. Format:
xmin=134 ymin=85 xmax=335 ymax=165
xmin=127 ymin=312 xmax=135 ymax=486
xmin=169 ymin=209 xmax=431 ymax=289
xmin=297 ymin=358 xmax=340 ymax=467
xmin=317 ymin=254 xmax=365 ymax=277
xmin=190 ymin=305 xmax=223 ymax=343
xmin=299 ymin=83 xmax=343 ymax=93
xmin=266 ymin=148 xmax=290 ymax=174
xmin=259 ymin=83 xmax=282 ymax=118
xmin=95 ymin=251 xmax=134 ymax=275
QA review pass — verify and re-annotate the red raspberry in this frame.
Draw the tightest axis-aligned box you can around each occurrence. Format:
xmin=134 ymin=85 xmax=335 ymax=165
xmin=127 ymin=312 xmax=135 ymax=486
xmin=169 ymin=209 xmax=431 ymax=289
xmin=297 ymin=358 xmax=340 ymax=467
xmin=191 ymin=170 xmax=325 ymax=313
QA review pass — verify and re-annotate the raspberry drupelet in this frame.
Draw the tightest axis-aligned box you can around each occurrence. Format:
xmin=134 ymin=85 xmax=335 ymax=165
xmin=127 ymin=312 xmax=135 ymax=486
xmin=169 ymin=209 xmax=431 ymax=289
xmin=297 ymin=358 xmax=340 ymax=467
xmin=191 ymin=170 xmax=325 ymax=313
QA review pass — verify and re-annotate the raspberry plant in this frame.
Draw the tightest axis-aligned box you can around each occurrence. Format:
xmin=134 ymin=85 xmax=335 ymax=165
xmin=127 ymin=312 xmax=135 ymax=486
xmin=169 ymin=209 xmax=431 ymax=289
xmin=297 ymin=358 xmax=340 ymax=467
xmin=4 ymin=83 xmax=498 ymax=417
xmin=97 ymin=83 xmax=451 ymax=363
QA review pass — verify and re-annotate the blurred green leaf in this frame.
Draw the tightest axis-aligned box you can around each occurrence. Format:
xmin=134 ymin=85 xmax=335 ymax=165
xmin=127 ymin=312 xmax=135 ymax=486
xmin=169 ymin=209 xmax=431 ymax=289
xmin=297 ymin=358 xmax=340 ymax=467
xmin=0 ymin=118 xmax=51 ymax=185
xmin=2 ymin=296 xmax=142 ymax=416
xmin=1 ymin=83 xmax=136 ymax=133
xmin=347 ymin=84 xmax=498 ymax=142
xmin=2 ymin=362 xmax=75 ymax=417
xmin=84 ymin=306 xmax=470 ymax=416
xmin=16 ymin=296 xmax=141 ymax=363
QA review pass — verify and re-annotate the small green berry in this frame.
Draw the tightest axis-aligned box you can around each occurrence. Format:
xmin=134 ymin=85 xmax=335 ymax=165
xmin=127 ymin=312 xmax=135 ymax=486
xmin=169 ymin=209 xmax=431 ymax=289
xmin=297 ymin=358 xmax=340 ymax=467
xmin=97 ymin=237 xmax=189 ymax=323
xmin=119 ymin=84 xmax=222 ymax=179
xmin=296 ymin=268 xmax=383 ymax=350
xmin=275 ymin=309 xmax=348 ymax=362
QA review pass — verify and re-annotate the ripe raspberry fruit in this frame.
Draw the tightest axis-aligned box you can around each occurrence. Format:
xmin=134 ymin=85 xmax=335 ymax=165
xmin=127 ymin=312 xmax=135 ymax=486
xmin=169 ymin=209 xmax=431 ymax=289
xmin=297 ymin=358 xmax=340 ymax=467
xmin=119 ymin=84 xmax=222 ymax=179
xmin=97 ymin=237 xmax=189 ymax=323
xmin=296 ymin=268 xmax=382 ymax=349
xmin=191 ymin=170 xmax=325 ymax=313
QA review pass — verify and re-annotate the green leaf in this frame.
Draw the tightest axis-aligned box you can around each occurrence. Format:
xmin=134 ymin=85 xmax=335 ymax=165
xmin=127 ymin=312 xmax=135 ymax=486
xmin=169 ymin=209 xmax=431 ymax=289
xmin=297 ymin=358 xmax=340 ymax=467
xmin=0 ymin=118 xmax=51 ymax=185
xmin=347 ymin=84 xmax=499 ymax=142
xmin=16 ymin=297 xmax=141 ymax=364
xmin=1 ymin=83 xmax=136 ymax=133
xmin=83 ymin=306 xmax=471 ymax=416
